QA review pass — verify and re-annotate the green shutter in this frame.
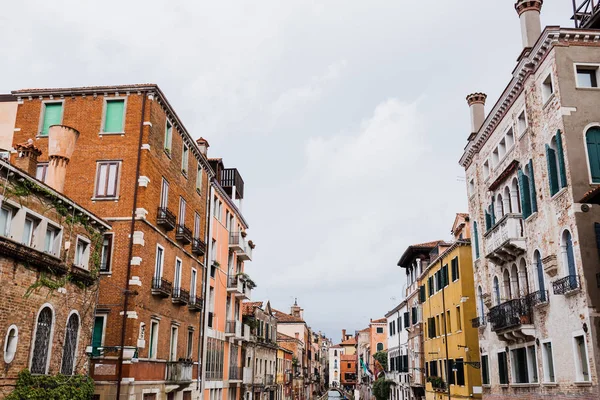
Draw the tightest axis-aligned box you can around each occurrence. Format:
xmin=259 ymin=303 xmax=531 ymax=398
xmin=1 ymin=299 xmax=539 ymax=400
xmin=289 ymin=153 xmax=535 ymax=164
xmin=104 ymin=100 xmax=125 ymax=133
xmin=518 ymin=168 xmax=531 ymax=218
xmin=92 ymin=316 xmax=104 ymax=357
xmin=419 ymin=285 xmax=426 ymax=303
xmin=485 ymin=211 xmax=491 ymax=231
xmin=40 ymin=103 xmax=63 ymax=136
xmin=490 ymin=202 xmax=496 ymax=226
xmin=546 ymin=144 xmax=559 ymax=195
xmin=528 ymin=160 xmax=538 ymax=213
xmin=555 ymin=130 xmax=567 ymax=189
xmin=586 ymin=127 xmax=600 ymax=183
xmin=473 ymin=222 xmax=480 ymax=259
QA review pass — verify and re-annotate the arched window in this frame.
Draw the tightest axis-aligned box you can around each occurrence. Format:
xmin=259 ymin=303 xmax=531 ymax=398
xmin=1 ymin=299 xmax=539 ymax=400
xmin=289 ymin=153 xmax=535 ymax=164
xmin=31 ymin=306 xmax=53 ymax=374
xmin=60 ymin=313 xmax=80 ymax=375
xmin=511 ymin=178 xmax=521 ymax=213
xmin=473 ymin=222 xmax=480 ymax=259
xmin=503 ymin=269 xmax=512 ymax=300
xmin=504 ymin=186 xmax=512 ymax=214
xmin=496 ymin=193 xmax=504 ymax=217
xmin=518 ymin=258 xmax=529 ymax=297
xmin=586 ymin=126 xmax=600 ymax=183
xmin=493 ymin=276 xmax=501 ymax=306
xmin=376 ymin=343 xmax=384 ymax=352
xmin=562 ymin=230 xmax=578 ymax=288
xmin=510 ymin=264 xmax=520 ymax=299
xmin=534 ymin=250 xmax=546 ymax=301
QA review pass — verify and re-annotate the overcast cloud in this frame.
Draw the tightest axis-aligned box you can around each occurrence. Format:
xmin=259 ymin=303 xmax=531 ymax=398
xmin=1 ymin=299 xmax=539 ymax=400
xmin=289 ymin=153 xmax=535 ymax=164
xmin=1 ymin=0 xmax=575 ymax=341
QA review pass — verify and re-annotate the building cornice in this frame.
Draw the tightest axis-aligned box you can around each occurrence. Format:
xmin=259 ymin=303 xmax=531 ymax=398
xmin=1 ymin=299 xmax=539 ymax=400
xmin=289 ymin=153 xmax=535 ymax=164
xmin=460 ymin=26 xmax=600 ymax=168
xmin=423 ymin=239 xmax=471 ymax=274
xmin=211 ymin=180 xmax=249 ymax=229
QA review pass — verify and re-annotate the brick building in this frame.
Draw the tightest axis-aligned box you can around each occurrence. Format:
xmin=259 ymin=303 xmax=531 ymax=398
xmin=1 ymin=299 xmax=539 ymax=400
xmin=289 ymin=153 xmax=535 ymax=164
xmin=460 ymin=1 xmax=600 ymax=398
xmin=9 ymin=84 xmax=213 ymax=399
xmin=0 ymin=147 xmax=110 ymax=397
xmin=340 ymin=354 xmax=357 ymax=391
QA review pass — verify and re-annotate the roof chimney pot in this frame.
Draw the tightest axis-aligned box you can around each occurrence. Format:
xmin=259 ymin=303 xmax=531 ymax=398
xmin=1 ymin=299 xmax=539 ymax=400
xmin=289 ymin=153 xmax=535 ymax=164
xmin=515 ymin=0 xmax=543 ymax=49
xmin=466 ymin=93 xmax=487 ymax=135
xmin=46 ymin=125 xmax=79 ymax=193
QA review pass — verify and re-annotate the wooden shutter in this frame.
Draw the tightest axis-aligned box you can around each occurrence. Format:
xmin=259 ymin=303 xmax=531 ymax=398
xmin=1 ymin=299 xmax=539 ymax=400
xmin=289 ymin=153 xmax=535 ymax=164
xmin=490 ymin=202 xmax=496 ymax=225
xmin=41 ymin=103 xmax=62 ymax=136
xmin=555 ymin=130 xmax=567 ymax=188
xmin=528 ymin=160 xmax=538 ymax=213
xmin=404 ymin=312 xmax=409 ymax=328
xmin=586 ymin=127 xmax=600 ymax=183
xmin=419 ymin=285 xmax=426 ymax=303
xmin=517 ymin=168 xmax=531 ymax=218
xmin=485 ymin=211 xmax=491 ymax=231
xmin=546 ymin=144 xmax=559 ymax=195
xmin=104 ymin=100 xmax=125 ymax=133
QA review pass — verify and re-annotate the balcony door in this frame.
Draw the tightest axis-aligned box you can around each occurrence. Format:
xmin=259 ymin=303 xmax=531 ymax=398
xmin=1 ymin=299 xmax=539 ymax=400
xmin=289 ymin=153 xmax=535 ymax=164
xmin=174 ymin=258 xmax=182 ymax=294
xmin=160 ymin=179 xmax=169 ymax=208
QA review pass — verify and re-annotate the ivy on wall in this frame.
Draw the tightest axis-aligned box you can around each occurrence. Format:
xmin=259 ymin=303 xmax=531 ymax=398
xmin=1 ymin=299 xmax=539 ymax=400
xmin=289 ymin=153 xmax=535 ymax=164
xmin=6 ymin=369 xmax=95 ymax=400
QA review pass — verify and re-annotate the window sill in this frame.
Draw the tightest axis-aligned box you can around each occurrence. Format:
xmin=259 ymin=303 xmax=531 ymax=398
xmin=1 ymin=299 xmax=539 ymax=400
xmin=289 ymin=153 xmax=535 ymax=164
xmin=542 ymin=93 xmax=556 ymax=110
xmin=542 ymin=382 xmax=558 ymax=387
xmin=550 ymin=187 xmax=568 ymax=201
xmin=510 ymin=383 xmax=539 ymax=388
xmin=99 ymin=131 xmax=125 ymax=136
xmin=164 ymin=149 xmax=172 ymax=159
xmin=99 ymin=271 xmax=112 ymax=275
xmin=91 ymin=197 xmax=120 ymax=202
xmin=574 ymin=381 xmax=592 ymax=386
xmin=575 ymin=86 xmax=600 ymax=90
xmin=36 ymin=134 xmax=49 ymax=139
xmin=524 ymin=211 xmax=538 ymax=223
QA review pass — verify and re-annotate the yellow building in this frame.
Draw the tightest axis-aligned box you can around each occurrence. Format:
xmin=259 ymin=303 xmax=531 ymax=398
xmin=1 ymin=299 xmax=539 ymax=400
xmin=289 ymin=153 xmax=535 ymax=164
xmin=421 ymin=214 xmax=481 ymax=400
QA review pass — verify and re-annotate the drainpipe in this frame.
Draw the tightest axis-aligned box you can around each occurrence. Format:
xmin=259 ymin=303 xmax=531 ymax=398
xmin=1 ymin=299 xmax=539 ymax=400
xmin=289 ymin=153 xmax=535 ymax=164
xmin=115 ymin=91 xmax=147 ymax=400
xmin=440 ymin=255 xmax=451 ymax=400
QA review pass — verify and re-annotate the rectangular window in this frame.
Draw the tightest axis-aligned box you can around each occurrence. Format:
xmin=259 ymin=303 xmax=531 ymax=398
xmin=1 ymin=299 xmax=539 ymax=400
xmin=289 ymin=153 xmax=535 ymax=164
xmin=196 ymin=164 xmax=203 ymax=192
xmin=103 ymin=99 xmax=125 ymax=133
xmin=165 ymin=120 xmax=173 ymax=153
xmin=194 ymin=213 xmax=201 ymax=239
xmin=455 ymin=358 xmax=465 ymax=385
xmin=574 ymin=335 xmax=590 ymax=382
xmin=75 ymin=237 xmax=90 ymax=269
xmin=542 ymin=341 xmax=555 ymax=382
xmin=456 ymin=306 xmax=461 ymax=331
xmin=44 ymin=225 xmax=60 ymax=255
xmin=517 ymin=110 xmax=528 ymax=135
xmin=498 ymin=352 xmax=509 ymax=384
xmin=155 ymin=245 xmax=164 ymax=278
xmin=182 ymin=144 xmax=189 ymax=175
xmin=511 ymin=347 xmax=529 ymax=383
xmin=527 ymin=345 xmax=538 ymax=383
xmin=174 ymin=258 xmax=182 ymax=289
xmin=0 ymin=206 xmax=12 ymax=236
xmin=542 ymin=74 xmax=554 ymax=104
xmin=376 ymin=327 xmax=384 ymax=334
xmin=22 ymin=215 xmax=37 ymax=246
xmin=451 ymin=257 xmax=459 ymax=282
xmin=149 ymin=320 xmax=159 ymax=359
xmin=191 ymin=268 xmax=197 ymax=299
xmin=187 ymin=329 xmax=194 ymax=359
xmin=100 ymin=234 xmax=113 ymax=272
xmin=91 ymin=315 xmax=105 ymax=357
xmin=483 ymin=160 xmax=490 ymax=179
xmin=40 ymin=102 xmax=63 ymax=136
xmin=36 ymin=163 xmax=48 ymax=182
xmin=481 ymin=355 xmax=489 ymax=385
xmin=576 ymin=65 xmax=599 ymax=88
xmin=169 ymin=326 xmax=178 ymax=361
xmin=179 ymin=197 xmax=186 ymax=225
xmin=95 ymin=161 xmax=120 ymax=198
xmin=403 ymin=312 xmax=409 ymax=328
xmin=446 ymin=310 xmax=451 ymax=333
xmin=160 ymin=178 xmax=169 ymax=208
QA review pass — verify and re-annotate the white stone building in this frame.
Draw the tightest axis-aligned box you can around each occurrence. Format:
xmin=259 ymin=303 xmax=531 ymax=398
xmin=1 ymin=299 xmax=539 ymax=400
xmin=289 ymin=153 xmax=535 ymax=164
xmin=385 ymin=301 xmax=410 ymax=400
xmin=328 ymin=345 xmax=345 ymax=388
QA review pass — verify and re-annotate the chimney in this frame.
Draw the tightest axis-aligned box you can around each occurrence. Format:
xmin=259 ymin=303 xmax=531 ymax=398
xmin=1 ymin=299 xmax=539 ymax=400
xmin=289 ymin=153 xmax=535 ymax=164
xmin=14 ymin=139 xmax=41 ymax=177
xmin=342 ymin=329 xmax=346 ymax=340
xmin=515 ymin=0 xmax=543 ymax=49
xmin=466 ymin=93 xmax=487 ymax=135
xmin=45 ymin=125 xmax=79 ymax=193
xmin=196 ymin=137 xmax=209 ymax=156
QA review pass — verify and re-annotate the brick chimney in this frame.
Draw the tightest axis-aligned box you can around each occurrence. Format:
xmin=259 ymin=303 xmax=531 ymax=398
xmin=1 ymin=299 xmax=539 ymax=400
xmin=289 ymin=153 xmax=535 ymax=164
xmin=466 ymin=93 xmax=487 ymax=135
xmin=196 ymin=137 xmax=209 ymax=156
xmin=14 ymin=139 xmax=41 ymax=177
xmin=342 ymin=329 xmax=346 ymax=341
xmin=45 ymin=125 xmax=79 ymax=193
xmin=515 ymin=0 xmax=543 ymax=49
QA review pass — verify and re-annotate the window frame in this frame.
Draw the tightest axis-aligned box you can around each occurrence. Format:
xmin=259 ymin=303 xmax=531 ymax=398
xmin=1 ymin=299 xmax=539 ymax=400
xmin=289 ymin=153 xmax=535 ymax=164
xmin=517 ymin=108 xmax=528 ymax=137
xmin=574 ymin=63 xmax=600 ymax=89
xmin=100 ymin=97 xmax=127 ymax=135
xmin=541 ymin=339 xmax=555 ymax=383
xmin=572 ymin=332 xmax=591 ymax=382
xmin=43 ymin=221 xmax=62 ymax=256
xmin=149 ymin=319 xmax=159 ymax=360
xmin=93 ymin=160 xmax=122 ymax=200
xmin=541 ymin=72 xmax=555 ymax=105
xmin=36 ymin=162 xmax=49 ymax=183
xmin=99 ymin=233 xmax=114 ymax=273
xmin=155 ymin=244 xmax=165 ymax=279
xmin=196 ymin=164 xmax=203 ymax=194
xmin=37 ymin=100 xmax=64 ymax=137
xmin=164 ymin=119 xmax=173 ymax=156
xmin=169 ymin=325 xmax=178 ymax=362
xmin=29 ymin=303 xmax=56 ymax=375
xmin=181 ymin=143 xmax=189 ymax=177
xmin=22 ymin=214 xmax=39 ymax=247
xmin=60 ymin=311 xmax=81 ymax=376
xmin=583 ymin=123 xmax=600 ymax=184
xmin=3 ymin=324 xmax=19 ymax=364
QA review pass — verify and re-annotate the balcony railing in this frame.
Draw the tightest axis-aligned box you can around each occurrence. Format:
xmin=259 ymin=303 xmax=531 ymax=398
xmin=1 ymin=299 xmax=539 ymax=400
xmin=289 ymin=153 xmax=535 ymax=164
xmin=188 ymin=295 xmax=203 ymax=312
xmin=227 ymin=276 xmax=244 ymax=294
xmin=192 ymin=238 xmax=206 ymax=256
xmin=157 ymin=207 xmax=176 ymax=231
xmin=176 ymin=224 xmax=193 ymax=244
xmin=488 ymin=297 xmax=532 ymax=332
xmin=166 ymin=360 xmax=193 ymax=383
xmin=172 ymin=287 xmax=190 ymax=305
xmin=221 ymin=168 xmax=244 ymax=200
xmin=229 ymin=366 xmax=243 ymax=381
xmin=226 ymin=320 xmax=241 ymax=338
xmin=553 ymin=275 xmax=580 ymax=295
xmin=229 ymin=232 xmax=244 ymax=252
xmin=525 ymin=290 xmax=549 ymax=306
xmin=151 ymin=277 xmax=172 ymax=298
xmin=484 ymin=213 xmax=525 ymax=263
xmin=265 ymin=374 xmax=275 ymax=386
xmin=471 ymin=315 xmax=487 ymax=328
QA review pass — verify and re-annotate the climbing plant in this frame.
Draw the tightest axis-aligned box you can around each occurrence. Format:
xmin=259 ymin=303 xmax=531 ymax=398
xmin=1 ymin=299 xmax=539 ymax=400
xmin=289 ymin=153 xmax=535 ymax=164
xmin=6 ymin=369 xmax=95 ymax=400
xmin=371 ymin=377 xmax=393 ymax=400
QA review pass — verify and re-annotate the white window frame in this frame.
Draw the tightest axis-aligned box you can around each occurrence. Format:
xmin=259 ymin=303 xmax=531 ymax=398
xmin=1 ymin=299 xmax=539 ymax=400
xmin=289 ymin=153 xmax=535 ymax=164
xmin=160 ymin=178 xmax=169 ymax=209
xmin=196 ymin=164 xmax=203 ymax=194
xmin=187 ymin=328 xmax=194 ymax=359
xmin=164 ymin=119 xmax=173 ymax=154
xmin=0 ymin=204 xmax=14 ymax=237
xmin=93 ymin=160 xmax=122 ymax=200
xmin=541 ymin=72 xmax=555 ymax=105
xmin=149 ymin=319 xmax=159 ymax=360
xmin=44 ymin=222 xmax=62 ymax=256
xmin=74 ymin=235 xmax=91 ymax=270
xmin=100 ymin=96 xmax=127 ymax=135
xmin=182 ymin=143 xmax=189 ymax=176
xmin=191 ymin=268 xmax=197 ymax=299
xmin=517 ymin=108 xmax=528 ymax=138
xmin=169 ymin=325 xmax=178 ymax=362
xmin=36 ymin=162 xmax=49 ymax=183
xmin=572 ymin=331 xmax=591 ymax=382
xmin=194 ymin=213 xmax=201 ymax=239
xmin=29 ymin=303 xmax=56 ymax=375
xmin=37 ymin=100 xmax=64 ymax=137
xmin=22 ymin=214 xmax=38 ymax=247
xmin=99 ymin=233 xmax=114 ymax=273
xmin=573 ymin=62 xmax=600 ymax=89
xmin=179 ymin=197 xmax=186 ymax=226
xmin=174 ymin=257 xmax=182 ymax=289
xmin=155 ymin=244 xmax=165 ymax=279
xmin=94 ymin=314 xmax=108 ymax=351
xmin=3 ymin=324 xmax=19 ymax=364
xmin=541 ymin=339 xmax=555 ymax=383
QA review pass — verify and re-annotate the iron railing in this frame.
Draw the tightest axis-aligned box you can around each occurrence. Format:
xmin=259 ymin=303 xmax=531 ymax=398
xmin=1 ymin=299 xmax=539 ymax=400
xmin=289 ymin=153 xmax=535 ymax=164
xmin=487 ymin=297 xmax=532 ymax=332
xmin=166 ymin=360 xmax=193 ymax=382
xmin=525 ymin=290 xmax=549 ymax=306
xmin=176 ymin=224 xmax=193 ymax=244
xmin=192 ymin=238 xmax=206 ymax=255
xmin=229 ymin=366 xmax=243 ymax=381
xmin=553 ymin=275 xmax=580 ymax=295
xmin=172 ymin=287 xmax=190 ymax=304
xmin=221 ymin=168 xmax=244 ymax=199
xmin=188 ymin=296 xmax=203 ymax=311
xmin=157 ymin=207 xmax=176 ymax=230
xmin=471 ymin=315 xmax=487 ymax=328
xmin=151 ymin=277 xmax=172 ymax=297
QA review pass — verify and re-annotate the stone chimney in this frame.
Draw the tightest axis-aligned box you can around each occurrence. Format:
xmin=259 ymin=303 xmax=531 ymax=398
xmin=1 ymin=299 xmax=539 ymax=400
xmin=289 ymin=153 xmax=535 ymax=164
xmin=515 ymin=0 xmax=543 ymax=49
xmin=14 ymin=139 xmax=41 ymax=177
xmin=196 ymin=137 xmax=209 ymax=156
xmin=45 ymin=125 xmax=79 ymax=193
xmin=291 ymin=299 xmax=303 ymax=320
xmin=466 ymin=93 xmax=487 ymax=135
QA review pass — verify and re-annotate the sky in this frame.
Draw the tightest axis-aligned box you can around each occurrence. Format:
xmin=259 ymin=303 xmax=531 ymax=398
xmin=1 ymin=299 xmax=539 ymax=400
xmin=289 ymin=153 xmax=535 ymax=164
xmin=1 ymin=0 xmax=577 ymax=341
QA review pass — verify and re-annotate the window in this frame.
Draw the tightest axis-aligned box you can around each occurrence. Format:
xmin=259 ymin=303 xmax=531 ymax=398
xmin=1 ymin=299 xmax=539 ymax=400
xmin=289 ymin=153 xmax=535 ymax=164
xmin=0 ymin=206 xmax=12 ymax=236
xmin=149 ymin=320 xmax=159 ymax=359
xmin=39 ymin=102 xmax=63 ymax=136
xmin=498 ymin=351 xmax=509 ymax=384
xmin=586 ymin=126 xmax=600 ymax=183
xmin=498 ymin=138 xmax=506 ymax=159
xmin=481 ymin=355 xmax=489 ymax=385
xmin=154 ymin=245 xmax=164 ymax=279
xmin=455 ymin=358 xmax=465 ymax=385
xmin=44 ymin=225 xmax=60 ymax=256
xmin=473 ymin=221 xmax=480 ymax=259
xmin=541 ymin=73 xmax=554 ymax=103
xmin=511 ymin=347 xmax=529 ymax=383
xmin=451 ymin=257 xmax=459 ymax=282
xmin=3 ymin=325 xmax=18 ymax=364
xmin=36 ymin=163 xmax=48 ymax=182
xmin=446 ymin=310 xmax=451 ymax=333
xmin=562 ymin=230 xmax=578 ymax=284
xmin=186 ymin=329 xmax=194 ymax=359
xmin=174 ymin=258 xmax=182 ymax=291
xmin=517 ymin=110 xmax=528 ymax=135
xmin=182 ymin=144 xmax=189 ymax=175
xmin=527 ymin=345 xmax=538 ymax=383
xmin=169 ymin=326 xmax=178 ymax=361
xmin=545 ymin=131 xmax=567 ymax=196
xmin=376 ymin=327 xmax=384 ymax=334
xmin=468 ymin=178 xmax=474 ymax=196
xmin=179 ymin=197 xmax=186 ymax=225
xmin=75 ymin=237 xmax=90 ymax=269
xmin=60 ymin=313 xmax=80 ymax=375
xmin=456 ymin=306 xmax=461 ymax=331
xmin=190 ymin=268 xmax=197 ymax=299
xmin=576 ymin=65 xmax=599 ymax=88
xmin=493 ymin=276 xmax=501 ymax=305
xmin=196 ymin=164 xmax=203 ymax=192
xmin=102 ymin=99 xmax=125 ymax=133
xmin=574 ymin=335 xmax=590 ymax=382
xmin=91 ymin=316 xmax=105 ymax=357
xmin=165 ymin=120 xmax=173 ymax=153
xmin=492 ymin=148 xmax=499 ymax=167
xmin=95 ymin=161 xmax=120 ymax=198
xmin=518 ymin=161 xmax=538 ymax=218
xmin=194 ymin=213 xmax=201 ymax=239
xmin=376 ymin=343 xmax=384 ymax=352
xmin=160 ymin=178 xmax=169 ymax=208
xmin=542 ymin=341 xmax=555 ymax=382
xmin=22 ymin=215 xmax=38 ymax=247
xmin=100 ymin=234 xmax=113 ymax=272
xmin=534 ymin=251 xmax=546 ymax=301
xmin=483 ymin=160 xmax=490 ymax=179
xmin=31 ymin=306 xmax=53 ymax=374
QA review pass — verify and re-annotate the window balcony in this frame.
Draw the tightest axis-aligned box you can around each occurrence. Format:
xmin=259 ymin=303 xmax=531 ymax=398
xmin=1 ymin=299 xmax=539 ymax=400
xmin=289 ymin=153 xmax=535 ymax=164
xmin=166 ymin=360 xmax=193 ymax=383
xmin=487 ymin=297 xmax=535 ymax=343
xmin=229 ymin=232 xmax=244 ymax=252
xmin=227 ymin=276 xmax=244 ymax=295
xmin=176 ymin=224 xmax=192 ymax=245
xmin=553 ymin=275 xmax=580 ymax=295
xmin=157 ymin=207 xmax=176 ymax=231
xmin=225 ymin=320 xmax=240 ymax=338
xmin=229 ymin=366 xmax=243 ymax=382
xmin=471 ymin=315 xmax=487 ymax=328
xmin=172 ymin=287 xmax=190 ymax=305
xmin=188 ymin=295 xmax=203 ymax=312
xmin=483 ymin=213 xmax=526 ymax=264
xmin=192 ymin=238 xmax=206 ymax=256
xmin=525 ymin=289 xmax=549 ymax=306
xmin=151 ymin=277 xmax=172 ymax=298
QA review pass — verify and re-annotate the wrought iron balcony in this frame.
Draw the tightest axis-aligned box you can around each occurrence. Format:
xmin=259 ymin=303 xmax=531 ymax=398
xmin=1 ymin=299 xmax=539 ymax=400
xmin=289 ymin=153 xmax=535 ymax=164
xmin=553 ymin=275 xmax=580 ymax=295
xmin=172 ymin=287 xmax=190 ymax=305
xmin=525 ymin=290 xmax=549 ymax=306
xmin=487 ymin=297 xmax=534 ymax=343
xmin=157 ymin=207 xmax=176 ymax=231
xmin=192 ymin=238 xmax=206 ymax=256
xmin=229 ymin=366 xmax=243 ymax=382
xmin=176 ymin=224 xmax=192 ymax=244
xmin=471 ymin=315 xmax=487 ymax=328
xmin=151 ymin=277 xmax=172 ymax=298
xmin=484 ymin=213 xmax=526 ymax=264
xmin=166 ymin=360 xmax=193 ymax=383
xmin=225 ymin=320 xmax=240 ymax=337
xmin=188 ymin=296 xmax=203 ymax=312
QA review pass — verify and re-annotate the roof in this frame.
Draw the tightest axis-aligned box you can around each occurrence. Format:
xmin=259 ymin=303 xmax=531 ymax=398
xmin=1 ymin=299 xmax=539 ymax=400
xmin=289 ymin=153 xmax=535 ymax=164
xmin=272 ymin=309 xmax=305 ymax=323
xmin=385 ymin=299 xmax=408 ymax=318
xmin=242 ymin=301 xmax=263 ymax=316
xmin=580 ymin=185 xmax=600 ymax=204
xmin=340 ymin=355 xmax=357 ymax=361
xmin=330 ymin=344 xmax=343 ymax=349
xmin=277 ymin=332 xmax=298 ymax=342
xmin=371 ymin=318 xmax=386 ymax=324
xmin=340 ymin=337 xmax=356 ymax=346
xmin=425 ymin=239 xmax=471 ymax=272
xmin=488 ymin=160 xmax=520 ymax=192
xmin=397 ymin=240 xmax=444 ymax=268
